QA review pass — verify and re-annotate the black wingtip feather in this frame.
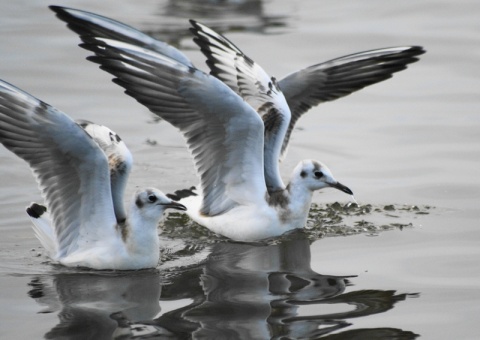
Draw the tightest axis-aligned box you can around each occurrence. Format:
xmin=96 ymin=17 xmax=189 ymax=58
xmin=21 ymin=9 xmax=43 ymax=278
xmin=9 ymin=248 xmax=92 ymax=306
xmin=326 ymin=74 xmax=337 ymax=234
xmin=26 ymin=203 xmax=47 ymax=219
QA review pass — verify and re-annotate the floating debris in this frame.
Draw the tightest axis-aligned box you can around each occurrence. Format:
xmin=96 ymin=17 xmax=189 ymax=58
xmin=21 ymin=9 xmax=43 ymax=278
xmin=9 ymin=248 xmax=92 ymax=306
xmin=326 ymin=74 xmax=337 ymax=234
xmin=303 ymin=202 xmax=430 ymax=241
xmin=145 ymin=138 xmax=157 ymax=146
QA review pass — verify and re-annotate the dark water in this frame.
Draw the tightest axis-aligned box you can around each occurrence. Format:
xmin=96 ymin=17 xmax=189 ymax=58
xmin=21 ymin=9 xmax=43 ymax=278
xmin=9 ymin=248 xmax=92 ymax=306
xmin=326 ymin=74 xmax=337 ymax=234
xmin=1 ymin=0 xmax=479 ymax=339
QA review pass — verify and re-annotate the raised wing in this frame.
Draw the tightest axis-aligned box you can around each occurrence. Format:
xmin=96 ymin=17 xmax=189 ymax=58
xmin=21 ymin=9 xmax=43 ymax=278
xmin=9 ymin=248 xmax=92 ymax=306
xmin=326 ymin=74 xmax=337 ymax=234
xmin=77 ymin=120 xmax=133 ymax=223
xmin=190 ymin=20 xmax=290 ymax=192
xmin=278 ymin=46 xmax=425 ymax=157
xmin=189 ymin=20 xmax=272 ymax=107
xmin=49 ymin=5 xmax=193 ymax=67
xmin=72 ymin=35 xmax=267 ymax=215
xmin=189 ymin=20 xmax=425 ymax=161
xmin=0 ymin=80 xmax=116 ymax=258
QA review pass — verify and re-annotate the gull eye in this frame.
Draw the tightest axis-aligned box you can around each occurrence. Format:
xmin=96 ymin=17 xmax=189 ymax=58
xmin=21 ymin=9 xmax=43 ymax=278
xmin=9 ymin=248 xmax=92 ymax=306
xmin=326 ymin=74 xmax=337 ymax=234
xmin=148 ymin=194 xmax=157 ymax=203
xmin=314 ymin=171 xmax=324 ymax=178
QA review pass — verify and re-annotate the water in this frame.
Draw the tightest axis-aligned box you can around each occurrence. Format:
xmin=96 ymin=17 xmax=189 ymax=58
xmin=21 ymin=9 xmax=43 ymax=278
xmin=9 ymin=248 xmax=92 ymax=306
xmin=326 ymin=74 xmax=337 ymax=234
xmin=1 ymin=0 xmax=479 ymax=339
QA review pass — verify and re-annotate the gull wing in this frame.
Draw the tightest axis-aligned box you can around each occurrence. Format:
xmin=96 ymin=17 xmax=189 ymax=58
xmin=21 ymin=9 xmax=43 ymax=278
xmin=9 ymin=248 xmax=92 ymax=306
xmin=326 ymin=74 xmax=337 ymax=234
xmin=189 ymin=20 xmax=425 ymax=162
xmin=0 ymin=80 xmax=117 ymax=258
xmin=190 ymin=20 xmax=290 ymax=191
xmin=76 ymin=120 xmax=133 ymax=223
xmin=278 ymin=46 xmax=425 ymax=158
xmin=190 ymin=20 xmax=274 ymax=107
xmin=49 ymin=5 xmax=193 ymax=67
xmin=75 ymin=36 xmax=267 ymax=216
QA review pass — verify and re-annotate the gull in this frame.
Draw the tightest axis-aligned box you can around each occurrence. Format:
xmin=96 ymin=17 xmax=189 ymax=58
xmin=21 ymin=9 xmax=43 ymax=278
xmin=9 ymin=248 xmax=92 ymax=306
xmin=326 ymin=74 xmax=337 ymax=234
xmin=49 ymin=6 xmax=424 ymax=194
xmin=51 ymin=7 xmax=354 ymax=241
xmin=0 ymin=80 xmax=185 ymax=270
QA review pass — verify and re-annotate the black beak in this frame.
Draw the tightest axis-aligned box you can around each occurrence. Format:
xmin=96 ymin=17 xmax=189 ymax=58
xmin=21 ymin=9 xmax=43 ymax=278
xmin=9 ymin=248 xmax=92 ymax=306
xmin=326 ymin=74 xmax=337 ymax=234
xmin=161 ymin=201 xmax=187 ymax=211
xmin=331 ymin=181 xmax=353 ymax=195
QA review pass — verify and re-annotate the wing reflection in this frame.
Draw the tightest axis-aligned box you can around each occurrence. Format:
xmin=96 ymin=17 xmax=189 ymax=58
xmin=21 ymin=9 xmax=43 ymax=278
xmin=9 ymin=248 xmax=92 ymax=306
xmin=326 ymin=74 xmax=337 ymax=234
xmin=156 ymin=232 xmax=419 ymax=339
xmin=139 ymin=0 xmax=290 ymax=47
xmin=28 ymin=270 xmax=162 ymax=339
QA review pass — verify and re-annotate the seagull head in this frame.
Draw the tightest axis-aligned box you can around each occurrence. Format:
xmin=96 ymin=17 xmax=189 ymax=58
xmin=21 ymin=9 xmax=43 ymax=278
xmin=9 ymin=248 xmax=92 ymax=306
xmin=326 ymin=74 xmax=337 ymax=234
xmin=134 ymin=188 xmax=186 ymax=221
xmin=293 ymin=160 xmax=353 ymax=195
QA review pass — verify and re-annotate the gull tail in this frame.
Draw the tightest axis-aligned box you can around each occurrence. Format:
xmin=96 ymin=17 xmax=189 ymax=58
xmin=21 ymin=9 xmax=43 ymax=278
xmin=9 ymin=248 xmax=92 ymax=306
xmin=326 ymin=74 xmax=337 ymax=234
xmin=26 ymin=203 xmax=56 ymax=257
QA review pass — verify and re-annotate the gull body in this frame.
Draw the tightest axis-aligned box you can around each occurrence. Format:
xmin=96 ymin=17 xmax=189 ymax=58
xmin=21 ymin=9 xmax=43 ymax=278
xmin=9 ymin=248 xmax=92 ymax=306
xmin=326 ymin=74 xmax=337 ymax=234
xmin=179 ymin=160 xmax=350 ymax=241
xmin=0 ymin=80 xmax=185 ymax=269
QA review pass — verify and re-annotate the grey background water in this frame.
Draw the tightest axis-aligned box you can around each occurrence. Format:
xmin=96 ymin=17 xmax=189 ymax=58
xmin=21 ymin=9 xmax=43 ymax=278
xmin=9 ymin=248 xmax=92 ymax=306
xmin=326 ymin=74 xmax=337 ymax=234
xmin=0 ymin=0 xmax=479 ymax=339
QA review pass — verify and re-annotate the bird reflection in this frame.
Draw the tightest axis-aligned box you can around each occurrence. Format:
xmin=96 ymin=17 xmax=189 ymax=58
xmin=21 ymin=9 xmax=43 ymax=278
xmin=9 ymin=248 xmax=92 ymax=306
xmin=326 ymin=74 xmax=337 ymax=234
xmin=27 ymin=232 xmax=418 ymax=339
xmin=155 ymin=232 xmax=419 ymax=339
xmin=27 ymin=270 xmax=162 ymax=339
xmin=141 ymin=0 xmax=289 ymax=48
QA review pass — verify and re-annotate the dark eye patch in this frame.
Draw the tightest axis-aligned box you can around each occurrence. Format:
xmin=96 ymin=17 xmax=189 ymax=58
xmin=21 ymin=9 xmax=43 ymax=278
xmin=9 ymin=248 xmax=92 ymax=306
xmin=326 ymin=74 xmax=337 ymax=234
xmin=314 ymin=171 xmax=324 ymax=178
xmin=148 ymin=194 xmax=157 ymax=203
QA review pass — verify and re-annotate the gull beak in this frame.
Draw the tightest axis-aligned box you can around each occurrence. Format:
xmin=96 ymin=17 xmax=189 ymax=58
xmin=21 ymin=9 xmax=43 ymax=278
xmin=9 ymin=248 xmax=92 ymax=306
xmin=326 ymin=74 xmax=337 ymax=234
xmin=330 ymin=181 xmax=353 ymax=195
xmin=161 ymin=201 xmax=187 ymax=211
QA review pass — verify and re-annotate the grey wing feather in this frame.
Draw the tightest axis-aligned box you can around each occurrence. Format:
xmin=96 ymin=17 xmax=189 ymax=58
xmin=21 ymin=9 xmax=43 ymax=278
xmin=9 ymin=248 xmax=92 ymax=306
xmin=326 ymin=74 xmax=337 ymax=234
xmin=278 ymin=46 xmax=426 ymax=157
xmin=190 ymin=20 xmax=290 ymax=192
xmin=189 ymin=19 xmax=274 ymax=110
xmin=77 ymin=37 xmax=267 ymax=215
xmin=50 ymin=5 xmax=193 ymax=67
xmin=76 ymin=120 xmax=133 ymax=223
xmin=0 ymin=80 xmax=115 ymax=257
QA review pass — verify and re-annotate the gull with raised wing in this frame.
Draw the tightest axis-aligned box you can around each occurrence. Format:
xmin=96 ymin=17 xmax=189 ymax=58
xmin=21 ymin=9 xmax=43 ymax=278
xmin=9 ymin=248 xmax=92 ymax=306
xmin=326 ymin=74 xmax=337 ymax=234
xmin=51 ymin=6 xmax=354 ymax=241
xmin=0 ymin=80 xmax=185 ymax=270
xmin=48 ymin=6 xmax=423 ymax=194
xmin=189 ymin=20 xmax=425 ymax=192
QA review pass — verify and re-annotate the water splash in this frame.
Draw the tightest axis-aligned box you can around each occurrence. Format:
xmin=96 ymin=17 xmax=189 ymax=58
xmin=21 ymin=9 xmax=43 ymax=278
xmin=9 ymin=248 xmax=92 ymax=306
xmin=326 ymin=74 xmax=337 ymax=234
xmin=350 ymin=195 xmax=358 ymax=205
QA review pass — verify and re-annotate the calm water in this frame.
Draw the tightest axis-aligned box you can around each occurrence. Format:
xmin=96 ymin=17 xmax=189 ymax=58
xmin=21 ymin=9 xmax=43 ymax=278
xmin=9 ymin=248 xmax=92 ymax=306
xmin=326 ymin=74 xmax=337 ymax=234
xmin=1 ymin=0 xmax=479 ymax=339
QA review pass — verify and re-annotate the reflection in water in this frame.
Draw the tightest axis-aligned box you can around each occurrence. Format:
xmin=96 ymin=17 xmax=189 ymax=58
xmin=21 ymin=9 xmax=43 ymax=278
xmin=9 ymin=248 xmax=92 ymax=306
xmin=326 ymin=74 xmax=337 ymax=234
xmin=165 ymin=0 xmax=264 ymax=18
xmin=28 ymin=233 xmax=418 ymax=339
xmin=157 ymin=232 xmax=419 ymax=339
xmin=142 ymin=0 xmax=289 ymax=47
xmin=28 ymin=270 xmax=162 ymax=339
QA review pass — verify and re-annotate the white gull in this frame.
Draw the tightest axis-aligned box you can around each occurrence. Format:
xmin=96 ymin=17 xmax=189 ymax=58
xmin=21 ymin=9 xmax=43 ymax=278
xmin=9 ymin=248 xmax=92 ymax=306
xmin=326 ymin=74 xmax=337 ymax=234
xmin=0 ymin=80 xmax=185 ymax=269
xmin=51 ymin=7 xmax=354 ymax=241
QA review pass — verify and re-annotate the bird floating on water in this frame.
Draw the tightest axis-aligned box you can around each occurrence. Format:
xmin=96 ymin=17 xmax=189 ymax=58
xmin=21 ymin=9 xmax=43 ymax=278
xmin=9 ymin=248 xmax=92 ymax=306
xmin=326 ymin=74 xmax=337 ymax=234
xmin=0 ymin=80 xmax=185 ymax=269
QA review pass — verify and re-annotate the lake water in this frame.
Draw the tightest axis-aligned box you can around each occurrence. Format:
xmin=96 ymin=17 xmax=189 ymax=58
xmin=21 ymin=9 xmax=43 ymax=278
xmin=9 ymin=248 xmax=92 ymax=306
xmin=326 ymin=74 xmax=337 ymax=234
xmin=0 ymin=0 xmax=479 ymax=339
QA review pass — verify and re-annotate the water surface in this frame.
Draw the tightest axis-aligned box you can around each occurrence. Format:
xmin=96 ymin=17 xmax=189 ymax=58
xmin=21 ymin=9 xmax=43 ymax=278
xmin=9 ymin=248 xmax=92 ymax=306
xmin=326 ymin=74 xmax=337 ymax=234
xmin=0 ymin=0 xmax=479 ymax=339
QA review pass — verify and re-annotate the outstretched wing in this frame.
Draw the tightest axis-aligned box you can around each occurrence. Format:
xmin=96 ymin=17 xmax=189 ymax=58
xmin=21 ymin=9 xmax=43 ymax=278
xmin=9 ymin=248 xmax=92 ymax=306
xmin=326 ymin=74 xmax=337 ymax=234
xmin=77 ymin=120 xmax=133 ymax=223
xmin=190 ymin=20 xmax=290 ymax=192
xmin=74 ymin=36 xmax=267 ymax=215
xmin=0 ymin=80 xmax=116 ymax=258
xmin=278 ymin=46 xmax=425 ymax=157
xmin=190 ymin=20 xmax=275 ymax=108
xmin=189 ymin=21 xmax=425 ymax=161
xmin=49 ymin=5 xmax=193 ymax=67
